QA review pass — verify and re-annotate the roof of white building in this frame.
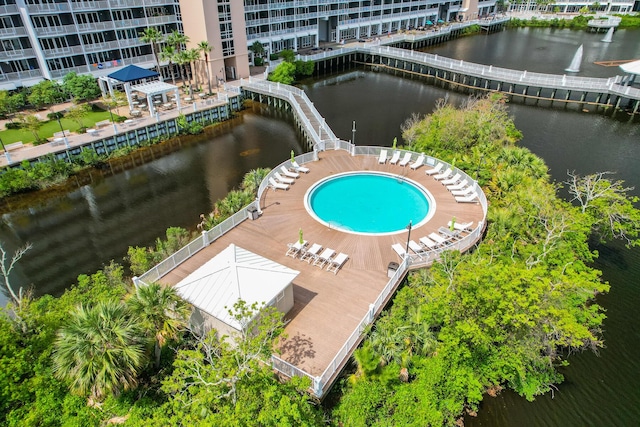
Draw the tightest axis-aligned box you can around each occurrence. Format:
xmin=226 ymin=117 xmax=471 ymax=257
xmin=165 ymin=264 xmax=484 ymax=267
xmin=620 ymin=60 xmax=640 ymax=76
xmin=175 ymin=244 xmax=299 ymax=330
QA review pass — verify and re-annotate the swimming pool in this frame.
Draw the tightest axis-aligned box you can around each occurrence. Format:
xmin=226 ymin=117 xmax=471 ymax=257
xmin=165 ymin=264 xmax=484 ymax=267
xmin=305 ymin=172 xmax=434 ymax=235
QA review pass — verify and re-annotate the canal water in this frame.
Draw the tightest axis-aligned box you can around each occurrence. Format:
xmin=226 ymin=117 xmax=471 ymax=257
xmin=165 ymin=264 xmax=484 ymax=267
xmin=1 ymin=27 xmax=639 ymax=425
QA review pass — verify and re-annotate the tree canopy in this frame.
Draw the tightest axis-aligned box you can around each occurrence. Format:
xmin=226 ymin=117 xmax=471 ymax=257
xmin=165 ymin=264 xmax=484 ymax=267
xmin=62 ymin=72 xmax=101 ymax=102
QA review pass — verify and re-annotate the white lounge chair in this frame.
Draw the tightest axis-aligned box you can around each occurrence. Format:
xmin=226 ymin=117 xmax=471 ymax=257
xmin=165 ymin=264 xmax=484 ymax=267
xmin=399 ymin=152 xmax=412 ymax=166
xmin=286 ymin=240 xmax=307 ymax=258
xmin=291 ymin=161 xmax=310 ymax=173
xmin=441 ymin=173 xmax=462 ymax=186
xmin=455 ymin=192 xmax=478 ymax=203
xmin=280 ymin=166 xmax=299 ymax=179
xmin=419 ymin=236 xmax=438 ymax=250
xmin=428 ymin=232 xmax=449 ymax=246
xmin=433 ymin=168 xmax=453 ymax=181
xmin=301 ymin=243 xmax=322 ymax=263
xmin=447 ymin=221 xmax=474 ymax=232
xmin=269 ymin=177 xmax=289 ymax=191
xmin=327 ymin=252 xmax=349 ymax=274
xmin=389 ymin=151 xmax=401 ymax=164
xmin=409 ymin=153 xmax=425 ymax=170
xmin=313 ymin=248 xmax=335 ymax=268
xmin=378 ymin=149 xmax=388 ymax=164
xmin=408 ymin=240 xmax=426 ymax=258
xmin=451 ymin=186 xmax=475 ymax=196
xmin=447 ymin=179 xmax=469 ymax=191
xmin=425 ymin=162 xmax=444 ymax=176
xmin=274 ymin=172 xmax=295 ymax=185
xmin=391 ymin=243 xmax=407 ymax=258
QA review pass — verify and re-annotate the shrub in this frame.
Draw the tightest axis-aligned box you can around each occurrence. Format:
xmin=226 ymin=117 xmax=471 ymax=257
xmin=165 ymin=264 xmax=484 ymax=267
xmin=5 ymin=122 xmax=21 ymax=130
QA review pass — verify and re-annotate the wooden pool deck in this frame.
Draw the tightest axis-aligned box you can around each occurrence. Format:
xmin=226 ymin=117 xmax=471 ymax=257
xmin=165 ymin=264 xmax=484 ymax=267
xmin=160 ymin=149 xmax=484 ymax=379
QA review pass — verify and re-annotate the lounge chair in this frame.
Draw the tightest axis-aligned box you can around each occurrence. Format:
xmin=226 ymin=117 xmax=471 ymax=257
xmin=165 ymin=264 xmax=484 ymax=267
xmin=447 ymin=221 xmax=474 ymax=232
xmin=428 ymin=232 xmax=449 ymax=246
xmin=398 ymin=152 xmax=412 ymax=167
xmin=425 ymin=162 xmax=444 ymax=176
xmin=419 ymin=236 xmax=438 ymax=250
xmin=391 ymin=243 xmax=407 ymax=258
xmin=274 ymin=172 xmax=295 ymax=185
xmin=378 ymin=149 xmax=388 ymax=164
xmin=408 ymin=240 xmax=426 ymax=258
xmin=389 ymin=151 xmax=401 ymax=164
xmin=438 ymin=226 xmax=460 ymax=240
xmin=327 ymin=252 xmax=349 ymax=274
xmin=313 ymin=248 xmax=335 ymax=268
xmin=410 ymin=153 xmax=425 ymax=170
xmin=291 ymin=161 xmax=310 ymax=173
xmin=433 ymin=168 xmax=453 ymax=181
xmin=280 ymin=166 xmax=299 ymax=179
xmin=441 ymin=173 xmax=462 ymax=186
xmin=269 ymin=177 xmax=289 ymax=191
xmin=300 ymin=243 xmax=322 ymax=263
xmin=455 ymin=192 xmax=478 ymax=203
xmin=285 ymin=240 xmax=308 ymax=258
xmin=447 ymin=179 xmax=469 ymax=191
xmin=451 ymin=186 xmax=474 ymax=196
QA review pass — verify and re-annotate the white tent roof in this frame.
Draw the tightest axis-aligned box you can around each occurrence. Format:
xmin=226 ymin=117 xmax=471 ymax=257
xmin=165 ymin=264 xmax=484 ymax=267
xmin=131 ymin=80 xmax=178 ymax=96
xmin=175 ymin=244 xmax=299 ymax=330
xmin=619 ymin=60 xmax=640 ymax=76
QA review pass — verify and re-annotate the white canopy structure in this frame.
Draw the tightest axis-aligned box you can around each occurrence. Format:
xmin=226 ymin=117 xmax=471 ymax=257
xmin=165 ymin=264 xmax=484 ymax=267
xmin=175 ymin=244 xmax=298 ymax=333
xmin=130 ymin=80 xmax=181 ymax=116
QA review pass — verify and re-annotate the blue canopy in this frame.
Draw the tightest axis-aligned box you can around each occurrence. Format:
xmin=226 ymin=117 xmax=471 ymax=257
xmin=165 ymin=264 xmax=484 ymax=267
xmin=426 ymin=20 xmax=433 ymax=25
xmin=107 ymin=65 xmax=159 ymax=83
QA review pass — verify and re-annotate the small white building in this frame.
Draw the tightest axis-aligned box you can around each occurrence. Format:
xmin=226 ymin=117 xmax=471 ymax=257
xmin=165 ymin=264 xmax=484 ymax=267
xmin=175 ymin=244 xmax=298 ymax=338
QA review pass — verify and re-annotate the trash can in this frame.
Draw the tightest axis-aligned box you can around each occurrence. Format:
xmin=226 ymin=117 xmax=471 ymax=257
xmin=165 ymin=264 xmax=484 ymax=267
xmin=387 ymin=262 xmax=399 ymax=278
xmin=247 ymin=206 xmax=259 ymax=220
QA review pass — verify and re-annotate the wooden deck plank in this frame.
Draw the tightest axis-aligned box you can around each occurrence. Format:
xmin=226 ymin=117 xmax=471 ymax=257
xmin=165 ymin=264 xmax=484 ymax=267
xmin=160 ymin=150 xmax=484 ymax=377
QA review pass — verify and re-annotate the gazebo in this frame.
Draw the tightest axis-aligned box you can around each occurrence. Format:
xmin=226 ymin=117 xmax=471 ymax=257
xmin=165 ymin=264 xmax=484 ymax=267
xmin=98 ymin=65 xmax=181 ymax=115
xmin=619 ymin=60 xmax=640 ymax=87
xmin=174 ymin=244 xmax=298 ymax=338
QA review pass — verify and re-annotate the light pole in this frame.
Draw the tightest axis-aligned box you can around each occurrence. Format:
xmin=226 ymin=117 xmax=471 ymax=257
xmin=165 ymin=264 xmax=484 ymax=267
xmin=405 ymin=220 xmax=412 ymax=255
xmin=0 ymin=136 xmax=12 ymax=164
xmin=351 ymin=120 xmax=356 ymax=145
xmin=107 ymin=103 xmax=118 ymax=133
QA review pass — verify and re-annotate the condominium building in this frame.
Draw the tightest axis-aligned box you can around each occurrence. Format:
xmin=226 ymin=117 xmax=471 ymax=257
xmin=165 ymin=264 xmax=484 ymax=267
xmin=0 ymin=0 xmax=497 ymax=91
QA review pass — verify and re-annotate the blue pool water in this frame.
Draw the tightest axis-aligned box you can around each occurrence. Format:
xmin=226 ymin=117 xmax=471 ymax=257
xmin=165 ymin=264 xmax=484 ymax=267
xmin=306 ymin=172 xmax=432 ymax=234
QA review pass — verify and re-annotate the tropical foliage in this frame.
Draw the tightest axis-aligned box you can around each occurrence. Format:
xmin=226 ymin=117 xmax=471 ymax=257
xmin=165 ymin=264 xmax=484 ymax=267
xmin=334 ymin=95 xmax=637 ymax=425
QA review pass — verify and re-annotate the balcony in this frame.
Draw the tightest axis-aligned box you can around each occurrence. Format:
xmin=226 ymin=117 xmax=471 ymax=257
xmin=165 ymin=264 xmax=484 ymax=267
xmin=42 ymin=45 xmax=84 ymax=57
xmin=0 ymin=27 xmax=27 ymax=37
xmin=34 ymin=25 xmax=78 ymax=37
xmin=69 ymin=1 xmax=110 ymax=11
xmin=0 ymin=4 xmax=18 ymax=15
xmin=0 ymin=48 xmax=36 ymax=62
xmin=76 ymin=21 xmax=115 ymax=32
xmin=27 ymin=3 xmax=70 ymax=14
xmin=146 ymin=15 xmax=178 ymax=26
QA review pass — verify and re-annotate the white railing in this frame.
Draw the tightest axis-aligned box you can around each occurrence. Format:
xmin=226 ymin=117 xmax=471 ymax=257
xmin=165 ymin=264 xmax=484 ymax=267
xmin=138 ymin=204 xmax=253 ymax=284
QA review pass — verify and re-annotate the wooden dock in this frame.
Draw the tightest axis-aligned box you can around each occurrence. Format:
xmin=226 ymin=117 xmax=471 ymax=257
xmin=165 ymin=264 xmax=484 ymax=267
xmin=159 ymin=149 xmax=484 ymax=394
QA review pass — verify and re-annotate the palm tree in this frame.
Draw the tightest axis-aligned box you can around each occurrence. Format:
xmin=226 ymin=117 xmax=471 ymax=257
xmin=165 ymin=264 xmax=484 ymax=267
xmin=160 ymin=45 xmax=177 ymax=85
xmin=167 ymin=30 xmax=189 ymax=85
xmin=178 ymin=49 xmax=200 ymax=95
xmin=186 ymin=48 xmax=201 ymax=91
xmin=127 ymin=283 xmax=190 ymax=369
xmin=52 ymin=301 xmax=148 ymax=400
xmin=139 ymin=27 xmax=164 ymax=77
xmin=197 ymin=40 xmax=213 ymax=95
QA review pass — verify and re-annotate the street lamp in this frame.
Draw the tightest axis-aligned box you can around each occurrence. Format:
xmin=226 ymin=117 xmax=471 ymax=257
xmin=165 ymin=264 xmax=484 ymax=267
xmin=0 ymin=136 xmax=12 ymax=164
xmin=405 ymin=220 xmax=412 ymax=255
xmin=351 ymin=120 xmax=356 ymax=145
xmin=107 ymin=102 xmax=118 ymax=133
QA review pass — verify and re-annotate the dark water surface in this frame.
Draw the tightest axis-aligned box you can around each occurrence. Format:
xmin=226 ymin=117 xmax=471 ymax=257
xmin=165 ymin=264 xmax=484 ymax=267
xmin=1 ymin=27 xmax=640 ymax=425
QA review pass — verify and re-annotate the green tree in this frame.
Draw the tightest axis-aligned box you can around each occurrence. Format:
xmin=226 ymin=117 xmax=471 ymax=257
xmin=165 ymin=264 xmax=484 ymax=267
xmin=52 ymin=301 xmax=148 ymax=400
xmin=167 ymin=30 xmax=189 ymax=84
xmin=127 ymin=283 xmax=191 ymax=368
xmin=268 ymin=62 xmax=296 ymax=84
xmin=198 ymin=40 xmax=214 ymax=95
xmin=0 ymin=90 xmax=25 ymax=121
xmin=566 ymin=170 xmax=640 ymax=246
xmin=65 ymin=103 xmax=91 ymax=130
xmin=139 ymin=27 xmax=164 ymax=76
xmin=18 ymin=114 xmax=44 ymax=143
xmin=241 ymin=167 xmax=270 ymax=195
xmin=27 ymin=79 xmax=66 ymax=111
xmin=279 ymin=48 xmax=296 ymax=62
xmin=62 ymin=72 xmax=101 ymax=102
xmin=160 ymin=45 xmax=178 ymax=85
xmin=101 ymin=91 xmax=127 ymax=116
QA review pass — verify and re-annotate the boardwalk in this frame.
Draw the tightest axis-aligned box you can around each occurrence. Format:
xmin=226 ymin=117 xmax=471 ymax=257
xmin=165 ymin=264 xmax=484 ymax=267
xmin=159 ymin=149 xmax=484 ymax=390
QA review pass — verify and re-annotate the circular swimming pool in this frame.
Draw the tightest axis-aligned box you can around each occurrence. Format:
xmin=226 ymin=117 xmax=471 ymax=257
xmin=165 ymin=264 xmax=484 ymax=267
xmin=305 ymin=172 xmax=434 ymax=235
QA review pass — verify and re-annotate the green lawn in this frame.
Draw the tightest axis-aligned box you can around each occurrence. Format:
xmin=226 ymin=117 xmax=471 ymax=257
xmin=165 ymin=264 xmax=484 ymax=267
xmin=1 ymin=108 xmax=125 ymax=145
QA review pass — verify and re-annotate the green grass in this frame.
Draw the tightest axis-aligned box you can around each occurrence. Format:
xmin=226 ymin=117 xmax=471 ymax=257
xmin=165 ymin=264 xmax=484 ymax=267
xmin=1 ymin=107 xmax=125 ymax=144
